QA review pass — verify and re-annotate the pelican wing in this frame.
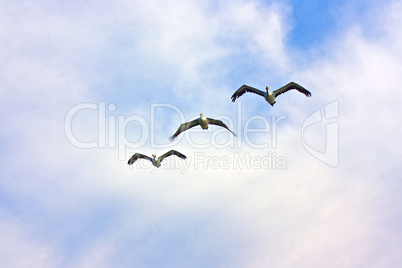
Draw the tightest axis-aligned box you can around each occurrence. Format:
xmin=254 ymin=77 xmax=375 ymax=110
xmin=207 ymin=118 xmax=236 ymax=136
xmin=169 ymin=118 xmax=200 ymax=141
xmin=159 ymin=150 xmax=187 ymax=162
xmin=231 ymin=85 xmax=265 ymax=102
xmin=128 ymin=153 xmax=152 ymax=165
xmin=273 ymin=82 xmax=312 ymax=98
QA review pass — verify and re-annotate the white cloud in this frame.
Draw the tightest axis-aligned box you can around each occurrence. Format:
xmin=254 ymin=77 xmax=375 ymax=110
xmin=0 ymin=214 xmax=59 ymax=267
xmin=1 ymin=0 xmax=402 ymax=267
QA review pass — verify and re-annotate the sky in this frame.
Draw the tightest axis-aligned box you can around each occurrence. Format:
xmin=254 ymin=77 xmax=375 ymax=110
xmin=1 ymin=0 xmax=402 ymax=267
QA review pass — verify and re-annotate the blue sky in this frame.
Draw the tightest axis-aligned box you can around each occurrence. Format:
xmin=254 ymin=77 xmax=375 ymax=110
xmin=1 ymin=0 xmax=402 ymax=267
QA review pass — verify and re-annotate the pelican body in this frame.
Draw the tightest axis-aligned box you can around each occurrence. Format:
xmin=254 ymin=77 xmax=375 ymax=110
xmin=127 ymin=150 xmax=186 ymax=168
xmin=231 ymin=81 xmax=311 ymax=106
xmin=199 ymin=113 xmax=209 ymax=129
xmin=169 ymin=113 xmax=236 ymax=141
xmin=150 ymin=154 xmax=162 ymax=168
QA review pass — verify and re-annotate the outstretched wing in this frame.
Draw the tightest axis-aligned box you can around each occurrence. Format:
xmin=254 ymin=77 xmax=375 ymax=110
xmin=273 ymin=82 xmax=312 ymax=98
xmin=128 ymin=153 xmax=152 ymax=165
xmin=169 ymin=119 xmax=200 ymax=141
xmin=231 ymin=85 xmax=265 ymax=102
xmin=159 ymin=150 xmax=187 ymax=163
xmin=207 ymin=118 xmax=236 ymax=136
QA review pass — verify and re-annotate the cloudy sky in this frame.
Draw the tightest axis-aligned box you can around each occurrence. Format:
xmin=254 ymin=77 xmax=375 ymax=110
xmin=1 ymin=0 xmax=402 ymax=267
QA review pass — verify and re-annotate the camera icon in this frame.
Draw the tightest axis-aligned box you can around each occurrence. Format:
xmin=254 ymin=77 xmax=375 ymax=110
xmin=301 ymin=100 xmax=339 ymax=167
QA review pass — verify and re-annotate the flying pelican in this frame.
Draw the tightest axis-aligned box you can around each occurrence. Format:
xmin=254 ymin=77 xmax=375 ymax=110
xmin=127 ymin=150 xmax=186 ymax=167
xmin=231 ymin=81 xmax=311 ymax=106
xmin=169 ymin=113 xmax=236 ymax=141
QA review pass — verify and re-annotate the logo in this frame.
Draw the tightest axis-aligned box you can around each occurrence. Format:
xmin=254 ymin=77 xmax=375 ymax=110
xmin=301 ymin=100 xmax=339 ymax=167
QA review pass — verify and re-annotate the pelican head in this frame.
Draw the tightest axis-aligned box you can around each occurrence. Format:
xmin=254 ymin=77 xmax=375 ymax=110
xmin=200 ymin=113 xmax=204 ymax=118
xmin=152 ymin=154 xmax=156 ymax=158
xmin=266 ymin=86 xmax=270 ymax=92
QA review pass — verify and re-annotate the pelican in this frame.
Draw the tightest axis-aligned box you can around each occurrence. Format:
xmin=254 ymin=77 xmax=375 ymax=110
xmin=169 ymin=113 xmax=236 ymax=141
xmin=127 ymin=150 xmax=186 ymax=167
xmin=231 ymin=81 xmax=311 ymax=106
